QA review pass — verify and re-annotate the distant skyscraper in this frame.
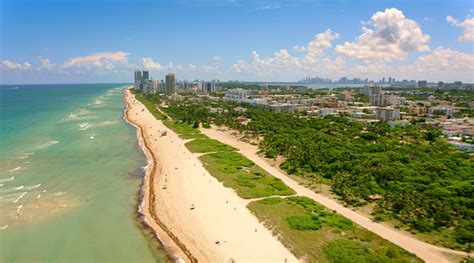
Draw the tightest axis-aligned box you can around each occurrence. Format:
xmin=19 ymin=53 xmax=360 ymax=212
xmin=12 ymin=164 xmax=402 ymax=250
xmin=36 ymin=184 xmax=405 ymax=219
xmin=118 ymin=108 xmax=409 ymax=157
xmin=142 ymin=71 xmax=149 ymax=80
xmin=418 ymin=80 xmax=428 ymax=88
xmin=134 ymin=71 xmax=142 ymax=83
xmin=165 ymin=73 xmax=176 ymax=95
xmin=453 ymin=81 xmax=463 ymax=88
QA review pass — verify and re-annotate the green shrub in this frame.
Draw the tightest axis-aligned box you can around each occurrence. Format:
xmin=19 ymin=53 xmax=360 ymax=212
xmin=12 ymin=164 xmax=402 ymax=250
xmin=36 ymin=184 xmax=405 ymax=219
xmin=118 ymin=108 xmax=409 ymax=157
xmin=287 ymin=215 xmax=323 ymax=230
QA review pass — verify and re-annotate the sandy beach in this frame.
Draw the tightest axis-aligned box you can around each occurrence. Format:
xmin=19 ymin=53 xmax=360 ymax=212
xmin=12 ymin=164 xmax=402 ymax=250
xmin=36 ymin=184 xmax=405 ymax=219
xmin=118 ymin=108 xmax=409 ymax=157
xmin=199 ymin=125 xmax=467 ymax=263
xmin=124 ymin=89 xmax=298 ymax=263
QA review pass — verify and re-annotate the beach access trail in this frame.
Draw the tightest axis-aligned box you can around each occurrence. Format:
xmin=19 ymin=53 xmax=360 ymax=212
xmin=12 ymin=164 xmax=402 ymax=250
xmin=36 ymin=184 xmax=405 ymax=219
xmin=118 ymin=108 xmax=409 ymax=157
xmin=200 ymin=126 xmax=467 ymax=263
xmin=124 ymin=89 xmax=298 ymax=263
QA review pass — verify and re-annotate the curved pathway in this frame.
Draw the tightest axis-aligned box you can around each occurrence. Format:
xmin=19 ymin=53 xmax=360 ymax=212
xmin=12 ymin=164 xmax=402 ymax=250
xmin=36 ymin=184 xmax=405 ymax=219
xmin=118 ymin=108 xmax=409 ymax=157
xmin=200 ymin=126 xmax=468 ymax=263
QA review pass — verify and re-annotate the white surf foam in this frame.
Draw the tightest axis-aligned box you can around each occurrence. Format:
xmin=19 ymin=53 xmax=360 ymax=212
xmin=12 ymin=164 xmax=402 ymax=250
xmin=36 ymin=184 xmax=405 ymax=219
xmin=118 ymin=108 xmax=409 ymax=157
xmin=53 ymin=191 xmax=66 ymax=196
xmin=34 ymin=141 xmax=59 ymax=150
xmin=12 ymin=192 xmax=27 ymax=203
xmin=79 ymin=123 xmax=93 ymax=130
xmin=0 ymin=176 xmax=14 ymax=183
xmin=9 ymin=167 xmax=21 ymax=173
xmin=0 ymin=225 xmax=8 ymax=230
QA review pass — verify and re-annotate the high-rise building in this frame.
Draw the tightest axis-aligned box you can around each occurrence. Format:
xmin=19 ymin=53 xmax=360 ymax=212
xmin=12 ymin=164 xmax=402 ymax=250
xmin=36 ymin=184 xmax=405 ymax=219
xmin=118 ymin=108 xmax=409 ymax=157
xmin=134 ymin=71 xmax=142 ymax=82
xmin=453 ymin=81 xmax=463 ymax=89
xmin=165 ymin=73 xmax=176 ymax=95
xmin=418 ymin=80 xmax=428 ymax=88
xmin=142 ymin=71 xmax=149 ymax=80
xmin=201 ymin=80 xmax=215 ymax=93
xmin=438 ymin=81 xmax=444 ymax=88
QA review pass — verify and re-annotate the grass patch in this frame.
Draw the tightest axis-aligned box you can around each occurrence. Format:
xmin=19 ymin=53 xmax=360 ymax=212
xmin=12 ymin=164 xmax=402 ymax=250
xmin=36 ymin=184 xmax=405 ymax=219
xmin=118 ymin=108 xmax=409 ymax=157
xmin=179 ymin=133 xmax=209 ymax=139
xmin=132 ymin=91 xmax=167 ymax=120
xmin=200 ymin=151 xmax=295 ymax=198
xmin=185 ymin=138 xmax=236 ymax=153
xmin=162 ymin=120 xmax=198 ymax=134
xmin=248 ymin=196 xmax=421 ymax=263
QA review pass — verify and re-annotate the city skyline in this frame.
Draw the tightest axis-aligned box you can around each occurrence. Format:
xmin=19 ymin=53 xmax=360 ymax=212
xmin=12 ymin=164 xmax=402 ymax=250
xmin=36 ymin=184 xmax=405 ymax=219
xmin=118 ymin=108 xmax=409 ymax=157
xmin=1 ymin=0 xmax=473 ymax=84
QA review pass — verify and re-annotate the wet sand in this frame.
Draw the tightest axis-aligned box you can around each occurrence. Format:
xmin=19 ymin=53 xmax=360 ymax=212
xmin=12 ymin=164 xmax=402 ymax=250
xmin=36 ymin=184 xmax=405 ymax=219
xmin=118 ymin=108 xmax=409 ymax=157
xmin=124 ymin=89 xmax=298 ymax=262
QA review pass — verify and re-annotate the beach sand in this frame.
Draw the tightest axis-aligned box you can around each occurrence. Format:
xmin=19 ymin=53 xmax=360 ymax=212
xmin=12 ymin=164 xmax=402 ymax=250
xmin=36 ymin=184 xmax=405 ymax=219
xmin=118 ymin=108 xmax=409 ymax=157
xmin=199 ymin=125 xmax=466 ymax=263
xmin=124 ymin=89 xmax=298 ymax=263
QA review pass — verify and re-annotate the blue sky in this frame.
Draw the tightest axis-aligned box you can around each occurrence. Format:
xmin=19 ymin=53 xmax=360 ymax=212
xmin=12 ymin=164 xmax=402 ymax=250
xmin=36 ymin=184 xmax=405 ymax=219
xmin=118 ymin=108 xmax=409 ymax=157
xmin=0 ymin=0 xmax=473 ymax=83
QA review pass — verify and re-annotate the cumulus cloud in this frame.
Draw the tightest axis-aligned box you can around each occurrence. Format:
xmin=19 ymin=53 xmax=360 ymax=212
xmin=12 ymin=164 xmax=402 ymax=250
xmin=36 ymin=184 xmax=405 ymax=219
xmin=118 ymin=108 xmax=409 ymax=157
xmin=446 ymin=15 xmax=474 ymax=42
xmin=303 ymin=29 xmax=340 ymax=64
xmin=336 ymin=8 xmax=430 ymax=63
xmin=61 ymin=51 xmax=130 ymax=70
xmin=141 ymin=57 xmax=164 ymax=71
xmin=399 ymin=48 xmax=474 ymax=80
xmin=293 ymin=45 xmax=306 ymax=52
xmin=232 ymin=29 xmax=343 ymax=78
xmin=1 ymin=60 xmax=32 ymax=71
xmin=37 ymin=56 xmax=55 ymax=71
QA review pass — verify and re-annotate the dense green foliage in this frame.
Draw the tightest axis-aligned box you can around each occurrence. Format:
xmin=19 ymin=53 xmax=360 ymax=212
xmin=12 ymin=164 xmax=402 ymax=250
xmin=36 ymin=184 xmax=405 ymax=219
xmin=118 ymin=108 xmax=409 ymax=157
xmin=156 ymin=92 xmax=473 ymax=249
xmin=248 ymin=196 xmax=421 ymax=262
xmin=200 ymin=151 xmax=295 ymax=198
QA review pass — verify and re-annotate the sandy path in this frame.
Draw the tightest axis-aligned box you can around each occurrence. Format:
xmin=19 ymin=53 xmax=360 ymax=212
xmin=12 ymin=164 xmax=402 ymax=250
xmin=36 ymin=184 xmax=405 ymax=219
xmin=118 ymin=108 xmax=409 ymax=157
xmin=124 ymin=90 xmax=299 ymax=263
xmin=200 ymin=126 xmax=468 ymax=263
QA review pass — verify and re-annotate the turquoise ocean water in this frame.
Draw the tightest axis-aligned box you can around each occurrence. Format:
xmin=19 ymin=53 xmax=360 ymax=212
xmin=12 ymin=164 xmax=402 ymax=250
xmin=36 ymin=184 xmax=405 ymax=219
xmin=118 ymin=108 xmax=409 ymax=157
xmin=0 ymin=84 xmax=160 ymax=262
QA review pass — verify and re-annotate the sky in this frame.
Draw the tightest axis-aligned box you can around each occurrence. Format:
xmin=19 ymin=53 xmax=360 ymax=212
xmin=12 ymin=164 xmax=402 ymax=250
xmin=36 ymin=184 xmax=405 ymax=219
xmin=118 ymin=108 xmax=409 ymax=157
xmin=0 ymin=0 xmax=473 ymax=84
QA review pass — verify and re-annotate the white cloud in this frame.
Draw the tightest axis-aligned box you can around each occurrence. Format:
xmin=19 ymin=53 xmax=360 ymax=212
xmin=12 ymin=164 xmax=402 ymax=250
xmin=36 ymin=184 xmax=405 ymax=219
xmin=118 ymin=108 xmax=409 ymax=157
xmin=232 ymin=29 xmax=343 ymax=79
xmin=446 ymin=15 xmax=474 ymax=42
xmin=37 ymin=56 xmax=55 ymax=71
xmin=1 ymin=60 xmax=32 ymax=71
xmin=188 ymin=64 xmax=220 ymax=73
xmin=399 ymin=47 xmax=474 ymax=81
xmin=336 ymin=8 xmax=430 ymax=63
xmin=141 ymin=57 xmax=164 ymax=71
xmin=293 ymin=45 xmax=306 ymax=52
xmin=61 ymin=51 xmax=130 ymax=70
xmin=303 ymin=29 xmax=340 ymax=64
xmin=212 ymin=55 xmax=222 ymax=62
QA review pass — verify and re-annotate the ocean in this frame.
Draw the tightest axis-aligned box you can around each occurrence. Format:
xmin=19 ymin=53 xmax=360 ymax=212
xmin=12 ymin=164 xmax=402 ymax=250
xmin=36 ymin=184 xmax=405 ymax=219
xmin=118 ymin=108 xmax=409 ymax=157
xmin=0 ymin=84 xmax=161 ymax=262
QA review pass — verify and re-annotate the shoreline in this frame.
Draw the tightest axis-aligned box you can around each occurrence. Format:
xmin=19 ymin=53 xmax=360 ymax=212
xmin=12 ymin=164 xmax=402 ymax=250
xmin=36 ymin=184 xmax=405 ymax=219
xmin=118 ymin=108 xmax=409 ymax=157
xmin=123 ymin=88 xmax=299 ymax=262
xmin=123 ymin=89 xmax=192 ymax=262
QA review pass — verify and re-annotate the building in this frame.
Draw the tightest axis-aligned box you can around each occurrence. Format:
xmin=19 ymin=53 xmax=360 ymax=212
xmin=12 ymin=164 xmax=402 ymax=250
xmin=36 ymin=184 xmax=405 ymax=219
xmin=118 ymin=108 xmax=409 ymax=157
xmin=376 ymin=107 xmax=400 ymax=121
xmin=453 ymin=81 xmax=463 ymax=89
xmin=418 ymin=80 xmax=428 ymax=88
xmin=430 ymin=106 xmax=454 ymax=117
xmin=223 ymin=88 xmax=248 ymax=102
xmin=371 ymin=94 xmax=405 ymax=107
xmin=142 ymin=71 xmax=149 ymax=81
xmin=134 ymin=71 xmax=142 ymax=83
xmin=165 ymin=73 xmax=176 ymax=95
xmin=438 ymin=81 xmax=444 ymax=88
xmin=338 ymin=91 xmax=352 ymax=101
xmin=319 ymin=108 xmax=334 ymax=117
xmin=133 ymin=70 xmax=152 ymax=93
xmin=159 ymin=80 xmax=165 ymax=93
xmin=362 ymin=85 xmax=382 ymax=96
xmin=201 ymin=80 xmax=216 ymax=93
